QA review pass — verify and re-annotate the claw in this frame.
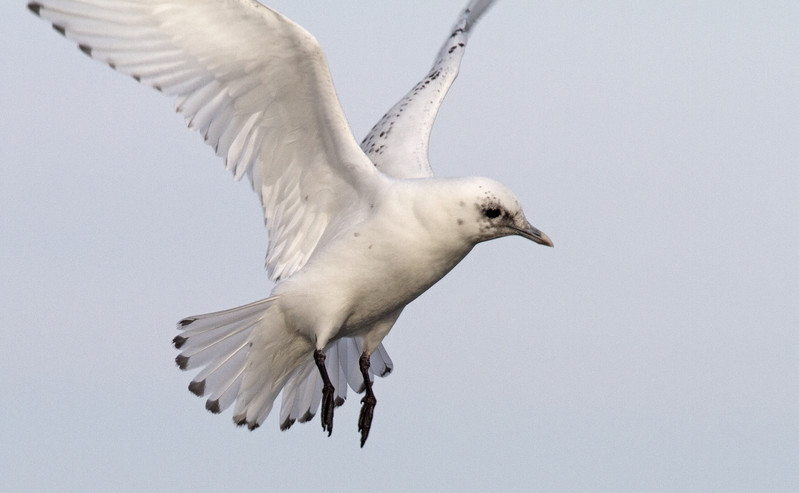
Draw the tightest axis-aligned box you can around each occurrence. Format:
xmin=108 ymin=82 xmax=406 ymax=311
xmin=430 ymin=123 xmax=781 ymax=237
xmin=358 ymin=394 xmax=376 ymax=447
xmin=357 ymin=352 xmax=377 ymax=447
xmin=321 ymin=383 xmax=335 ymax=436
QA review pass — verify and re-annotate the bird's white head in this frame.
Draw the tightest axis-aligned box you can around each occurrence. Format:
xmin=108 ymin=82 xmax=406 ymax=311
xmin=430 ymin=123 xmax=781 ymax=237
xmin=444 ymin=177 xmax=553 ymax=247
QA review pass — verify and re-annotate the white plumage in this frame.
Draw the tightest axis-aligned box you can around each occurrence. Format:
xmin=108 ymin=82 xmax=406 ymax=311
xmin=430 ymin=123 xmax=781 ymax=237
xmin=29 ymin=0 xmax=552 ymax=446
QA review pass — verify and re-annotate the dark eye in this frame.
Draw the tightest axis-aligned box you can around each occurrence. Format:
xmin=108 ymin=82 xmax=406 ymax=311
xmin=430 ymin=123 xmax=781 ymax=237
xmin=484 ymin=208 xmax=502 ymax=219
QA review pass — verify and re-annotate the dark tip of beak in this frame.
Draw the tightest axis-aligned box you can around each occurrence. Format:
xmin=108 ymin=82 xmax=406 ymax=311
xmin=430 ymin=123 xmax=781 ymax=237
xmin=513 ymin=224 xmax=553 ymax=247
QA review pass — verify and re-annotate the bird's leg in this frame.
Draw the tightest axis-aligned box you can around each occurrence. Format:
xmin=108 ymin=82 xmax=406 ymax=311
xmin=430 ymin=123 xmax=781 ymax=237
xmin=357 ymin=352 xmax=377 ymax=447
xmin=313 ymin=349 xmax=335 ymax=436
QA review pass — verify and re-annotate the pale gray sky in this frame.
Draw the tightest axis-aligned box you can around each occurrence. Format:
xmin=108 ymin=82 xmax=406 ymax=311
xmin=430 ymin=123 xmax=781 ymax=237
xmin=2 ymin=1 xmax=798 ymax=491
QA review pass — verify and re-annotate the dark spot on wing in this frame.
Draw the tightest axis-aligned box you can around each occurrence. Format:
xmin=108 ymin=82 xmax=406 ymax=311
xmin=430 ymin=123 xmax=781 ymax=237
xmin=52 ymin=24 xmax=66 ymax=36
xmin=78 ymin=44 xmax=92 ymax=57
xmin=280 ymin=417 xmax=295 ymax=430
xmin=448 ymin=42 xmax=466 ymax=54
xmin=175 ymin=354 xmax=189 ymax=370
xmin=179 ymin=317 xmax=196 ymax=327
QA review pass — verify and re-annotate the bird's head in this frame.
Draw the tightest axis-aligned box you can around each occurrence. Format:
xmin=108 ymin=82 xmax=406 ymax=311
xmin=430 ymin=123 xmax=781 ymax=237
xmin=448 ymin=177 xmax=553 ymax=247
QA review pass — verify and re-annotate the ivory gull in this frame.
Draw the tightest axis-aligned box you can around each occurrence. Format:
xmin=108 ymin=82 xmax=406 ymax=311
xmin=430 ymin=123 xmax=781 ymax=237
xmin=29 ymin=0 xmax=553 ymax=446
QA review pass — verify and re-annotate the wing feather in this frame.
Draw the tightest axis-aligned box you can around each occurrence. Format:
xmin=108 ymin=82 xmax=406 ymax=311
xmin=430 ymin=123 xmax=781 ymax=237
xmin=30 ymin=0 xmax=381 ymax=280
xmin=360 ymin=0 xmax=498 ymax=178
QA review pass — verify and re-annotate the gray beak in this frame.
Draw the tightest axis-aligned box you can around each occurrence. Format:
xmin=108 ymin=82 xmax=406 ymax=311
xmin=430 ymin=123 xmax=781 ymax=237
xmin=512 ymin=222 xmax=554 ymax=247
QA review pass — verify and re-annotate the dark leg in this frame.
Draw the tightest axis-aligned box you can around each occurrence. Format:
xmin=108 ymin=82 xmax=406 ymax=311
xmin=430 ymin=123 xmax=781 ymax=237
xmin=358 ymin=352 xmax=377 ymax=447
xmin=314 ymin=349 xmax=335 ymax=436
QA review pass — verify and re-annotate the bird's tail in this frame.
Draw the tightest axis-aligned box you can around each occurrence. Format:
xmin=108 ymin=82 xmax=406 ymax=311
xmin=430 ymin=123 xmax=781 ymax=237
xmin=173 ymin=296 xmax=297 ymax=429
xmin=173 ymin=297 xmax=394 ymax=430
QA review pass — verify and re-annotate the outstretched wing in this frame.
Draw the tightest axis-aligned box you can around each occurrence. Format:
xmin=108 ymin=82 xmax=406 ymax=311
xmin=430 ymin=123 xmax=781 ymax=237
xmin=29 ymin=0 xmax=381 ymax=281
xmin=360 ymin=0 xmax=497 ymax=179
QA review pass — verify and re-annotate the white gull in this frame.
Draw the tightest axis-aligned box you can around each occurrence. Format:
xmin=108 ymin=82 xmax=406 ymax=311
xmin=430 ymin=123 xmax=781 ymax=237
xmin=29 ymin=0 xmax=553 ymax=446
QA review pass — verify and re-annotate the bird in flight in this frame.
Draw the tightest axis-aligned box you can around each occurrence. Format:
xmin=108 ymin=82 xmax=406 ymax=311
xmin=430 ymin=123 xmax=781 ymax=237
xmin=29 ymin=0 xmax=553 ymax=447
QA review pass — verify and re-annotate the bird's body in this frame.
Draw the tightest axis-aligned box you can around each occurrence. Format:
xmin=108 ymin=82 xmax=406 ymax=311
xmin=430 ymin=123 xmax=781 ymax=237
xmin=29 ymin=0 xmax=552 ymax=445
xmin=278 ymin=177 xmax=492 ymax=347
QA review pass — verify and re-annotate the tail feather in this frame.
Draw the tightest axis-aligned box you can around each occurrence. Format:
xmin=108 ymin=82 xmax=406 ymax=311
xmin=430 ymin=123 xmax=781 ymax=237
xmin=174 ymin=320 xmax=252 ymax=371
xmin=241 ymin=383 xmax=276 ymax=431
xmin=173 ymin=297 xmax=275 ymax=371
xmin=190 ymin=338 xmax=248 ymax=387
xmin=371 ymin=343 xmax=394 ymax=377
xmin=174 ymin=296 xmax=394 ymax=431
xmin=326 ymin=340 xmax=349 ymax=405
xmin=174 ymin=317 xmax=255 ymax=354
xmin=177 ymin=297 xmax=275 ymax=337
xmin=236 ymin=325 xmax=314 ymax=430
xmin=337 ymin=337 xmax=395 ymax=393
xmin=300 ymin=369 xmax=324 ymax=422
xmin=279 ymin=361 xmax=319 ymax=430
xmin=341 ymin=337 xmax=365 ymax=392
xmin=206 ymin=367 xmax=244 ymax=414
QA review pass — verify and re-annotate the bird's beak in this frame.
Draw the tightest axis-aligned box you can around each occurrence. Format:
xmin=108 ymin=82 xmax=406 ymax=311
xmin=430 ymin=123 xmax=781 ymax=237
xmin=511 ymin=222 xmax=553 ymax=247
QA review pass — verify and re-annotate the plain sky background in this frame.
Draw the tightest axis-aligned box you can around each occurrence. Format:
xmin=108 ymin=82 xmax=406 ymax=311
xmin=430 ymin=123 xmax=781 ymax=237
xmin=2 ymin=1 xmax=798 ymax=491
